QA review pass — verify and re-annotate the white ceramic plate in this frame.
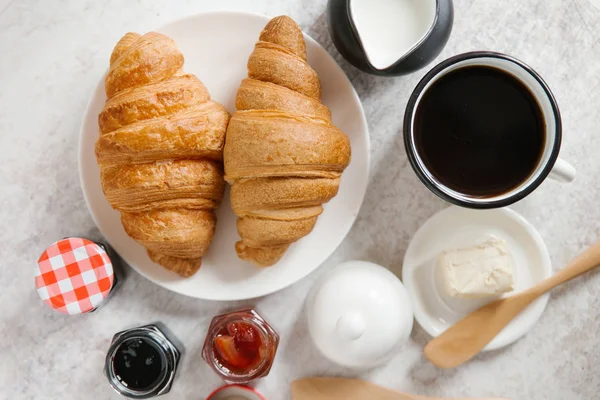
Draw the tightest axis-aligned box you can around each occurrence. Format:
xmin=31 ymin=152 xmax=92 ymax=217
xmin=402 ymin=206 xmax=552 ymax=351
xmin=78 ymin=11 xmax=370 ymax=301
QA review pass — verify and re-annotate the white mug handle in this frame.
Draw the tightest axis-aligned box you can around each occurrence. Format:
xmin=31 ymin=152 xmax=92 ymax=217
xmin=548 ymin=157 xmax=576 ymax=183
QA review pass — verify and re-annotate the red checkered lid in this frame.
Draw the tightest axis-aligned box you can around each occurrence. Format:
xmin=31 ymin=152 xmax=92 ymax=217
xmin=36 ymin=238 xmax=114 ymax=315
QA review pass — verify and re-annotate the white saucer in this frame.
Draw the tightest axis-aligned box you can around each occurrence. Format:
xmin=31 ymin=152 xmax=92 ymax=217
xmin=402 ymin=206 xmax=552 ymax=351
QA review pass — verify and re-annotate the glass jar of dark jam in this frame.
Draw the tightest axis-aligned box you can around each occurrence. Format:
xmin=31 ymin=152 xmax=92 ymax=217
xmin=105 ymin=324 xmax=181 ymax=398
xmin=202 ymin=309 xmax=279 ymax=383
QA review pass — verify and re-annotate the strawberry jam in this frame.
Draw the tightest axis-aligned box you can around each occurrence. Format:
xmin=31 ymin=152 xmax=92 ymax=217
xmin=202 ymin=309 xmax=279 ymax=383
xmin=214 ymin=322 xmax=267 ymax=372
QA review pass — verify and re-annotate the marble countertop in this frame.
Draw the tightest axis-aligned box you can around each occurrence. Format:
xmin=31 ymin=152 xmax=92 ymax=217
xmin=2 ymin=0 xmax=600 ymax=399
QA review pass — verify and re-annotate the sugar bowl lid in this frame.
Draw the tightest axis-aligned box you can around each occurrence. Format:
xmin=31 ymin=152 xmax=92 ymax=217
xmin=306 ymin=260 xmax=414 ymax=368
xmin=35 ymin=238 xmax=114 ymax=314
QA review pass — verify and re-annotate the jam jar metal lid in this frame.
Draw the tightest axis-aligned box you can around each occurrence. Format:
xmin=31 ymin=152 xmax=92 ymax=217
xmin=105 ymin=324 xmax=181 ymax=399
xmin=35 ymin=238 xmax=115 ymax=314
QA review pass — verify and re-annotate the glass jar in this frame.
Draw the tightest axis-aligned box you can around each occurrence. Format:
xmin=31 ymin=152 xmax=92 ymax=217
xmin=105 ymin=324 xmax=181 ymax=398
xmin=202 ymin=309 xmax=279 ymax=383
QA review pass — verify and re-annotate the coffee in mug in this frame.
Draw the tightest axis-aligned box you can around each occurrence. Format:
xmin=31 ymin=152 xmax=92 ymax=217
xmin=404 ymin=52 xmax=575 ymax=208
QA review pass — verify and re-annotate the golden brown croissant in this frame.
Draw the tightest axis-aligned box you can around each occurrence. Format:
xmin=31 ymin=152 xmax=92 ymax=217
xmin=224 ymin=16 xmax=351 ymax=267
xmin=96 ymin=32 xmax=230 ymax=277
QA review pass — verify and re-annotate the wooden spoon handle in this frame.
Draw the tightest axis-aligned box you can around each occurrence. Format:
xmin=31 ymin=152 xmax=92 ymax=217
xmin=528 ymin=241 xmax=600 ymax=296
xmin=411 ymin=393 xmax=510 ymax=400
xmin=291 ymin=377 xmax=510 ymax=400
xmin=413 ymin=397 xmax=509 ymax=400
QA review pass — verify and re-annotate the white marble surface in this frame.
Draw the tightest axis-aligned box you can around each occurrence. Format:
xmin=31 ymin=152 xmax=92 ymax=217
xmin=1 ymin=0 xmax=600 ymax=399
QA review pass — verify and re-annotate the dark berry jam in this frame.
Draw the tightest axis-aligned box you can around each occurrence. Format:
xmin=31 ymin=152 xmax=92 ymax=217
xmin=114 ymin=338 xmax=165 ymax=390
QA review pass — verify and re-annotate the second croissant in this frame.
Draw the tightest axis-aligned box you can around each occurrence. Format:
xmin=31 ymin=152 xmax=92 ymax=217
xmin=224 ymin=16 xmax=352 ymax=267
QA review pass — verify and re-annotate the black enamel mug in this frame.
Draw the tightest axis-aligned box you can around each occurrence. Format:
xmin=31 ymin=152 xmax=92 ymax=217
xmin=404 ymin=52 xmax=576 ymax=209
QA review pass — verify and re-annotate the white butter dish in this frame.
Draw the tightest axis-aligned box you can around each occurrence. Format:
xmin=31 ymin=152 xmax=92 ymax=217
xmin=402 ymin=206 xmax=552 ymax=351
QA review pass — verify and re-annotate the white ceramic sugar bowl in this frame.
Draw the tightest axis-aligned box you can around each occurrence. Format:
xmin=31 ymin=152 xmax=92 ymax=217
xmin=306 ymin=260 xmax=414 ymax=368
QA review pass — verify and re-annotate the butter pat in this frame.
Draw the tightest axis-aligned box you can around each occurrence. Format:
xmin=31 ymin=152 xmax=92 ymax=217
xmin=438 ymin=238 xmax=515 ymax=299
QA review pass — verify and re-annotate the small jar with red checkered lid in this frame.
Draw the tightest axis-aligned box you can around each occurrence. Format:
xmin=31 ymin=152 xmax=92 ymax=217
xmin=36 ymin=237 xmax=118 ymax=314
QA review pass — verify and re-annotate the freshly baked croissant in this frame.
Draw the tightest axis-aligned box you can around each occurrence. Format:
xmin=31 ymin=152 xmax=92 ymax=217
xmin=224 ymin=16 xmax=351 ymax=267
xmin=96 ymin=32 xmax=229 ymax=277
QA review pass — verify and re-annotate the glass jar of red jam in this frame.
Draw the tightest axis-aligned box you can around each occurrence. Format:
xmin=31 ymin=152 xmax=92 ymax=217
xmin=202 ymin=309 xmax=279 ymax=383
